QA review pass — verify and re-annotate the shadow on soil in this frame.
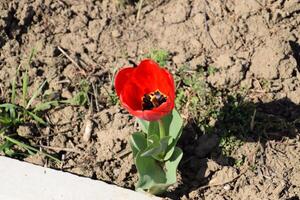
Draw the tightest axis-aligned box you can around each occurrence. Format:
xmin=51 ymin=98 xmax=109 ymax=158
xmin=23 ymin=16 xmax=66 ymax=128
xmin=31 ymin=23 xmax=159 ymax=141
xmin=166 ymin=97 xmax=300 ymax=199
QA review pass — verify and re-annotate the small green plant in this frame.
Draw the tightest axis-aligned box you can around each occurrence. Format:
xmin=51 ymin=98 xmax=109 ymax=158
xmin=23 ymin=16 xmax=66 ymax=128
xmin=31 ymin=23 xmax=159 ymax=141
xmin=174 ymin=66 xmax=222 ymax=133
xmin=219 ymin=134 xmax=244 ymax=157
xmin=61 ymin=80 xmax=89 ymax=106
xmin=207 ymin=66 xmax=218 ymax=76
xmin=0 ymin=49 xmax=60 ymax=162
xmin=234 ymin=155 xmax=246 ymax=167
xmin=144 ymin=49 xmax=169 ymax=67
xmin=106 ymin=89 xmax=119 ymax=106
xmin=103 ymin=67 xmax=120 ymax=106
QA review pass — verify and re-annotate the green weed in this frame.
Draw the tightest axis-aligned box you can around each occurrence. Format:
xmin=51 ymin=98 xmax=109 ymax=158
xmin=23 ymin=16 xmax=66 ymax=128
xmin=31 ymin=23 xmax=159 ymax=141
xmin=173 ymin=64 xmax=257 ymax=158
xmin=103 ymin=87 xmax=119 ymax=106
xmin=0 ymin=49 xmax=60 ymax=162
xmin=61 ymin=80 xmax=89 ymax=106
xmin=144 ymin=49 xmax=169 ymax=67
xmin=174 ymin=65 xmax=222 ymax=134
xmin=219 ymin=134 xmax=244 ymax=157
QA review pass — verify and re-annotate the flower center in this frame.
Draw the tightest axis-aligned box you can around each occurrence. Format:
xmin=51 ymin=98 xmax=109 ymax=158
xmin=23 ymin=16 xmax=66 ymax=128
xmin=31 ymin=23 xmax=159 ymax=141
xmin=142 ymin=90 xmax=167 ymax=110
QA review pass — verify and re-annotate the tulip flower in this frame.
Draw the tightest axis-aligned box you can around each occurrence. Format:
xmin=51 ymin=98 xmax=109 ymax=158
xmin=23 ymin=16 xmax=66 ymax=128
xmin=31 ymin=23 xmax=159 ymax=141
xmin=114 ymin=59 xmax=175 ymax=121
xmin=115 ymin=59 xmax=183 ymax=195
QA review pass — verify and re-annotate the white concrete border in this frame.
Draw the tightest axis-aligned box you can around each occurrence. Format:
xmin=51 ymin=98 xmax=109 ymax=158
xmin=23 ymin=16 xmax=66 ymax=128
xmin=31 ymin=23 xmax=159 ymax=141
xmin=0 ymin=156 xmax=161 ymax=200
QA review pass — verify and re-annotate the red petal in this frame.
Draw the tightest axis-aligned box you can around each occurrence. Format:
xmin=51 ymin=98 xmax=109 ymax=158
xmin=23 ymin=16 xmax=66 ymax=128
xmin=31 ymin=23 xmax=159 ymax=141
xmin=122 ymin=97 xmax=174 ymax=121
xmin=142 ymin=98 xmax=174 ymax=121
xmin=120 ymin=81 xmax=144 ymax=110
xmin=114 ymin=67 xmax=135 ymax=96
xmin=158 ymin=68 xmax=175 ymax=102
xmin=131 ymin=59 xmax=162 ymax=93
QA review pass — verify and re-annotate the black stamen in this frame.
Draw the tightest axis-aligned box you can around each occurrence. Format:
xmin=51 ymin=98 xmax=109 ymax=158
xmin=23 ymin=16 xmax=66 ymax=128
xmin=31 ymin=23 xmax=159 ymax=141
xmin=142 ymin=90 xmax=167 ymax=110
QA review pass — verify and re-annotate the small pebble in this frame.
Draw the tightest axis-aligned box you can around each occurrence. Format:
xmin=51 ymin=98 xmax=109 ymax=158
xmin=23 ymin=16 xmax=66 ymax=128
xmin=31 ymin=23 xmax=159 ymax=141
xmin=223 ymin=184 xmax=231 ymax=191
xmin=112 ymin=30 xmax=122 ymax=38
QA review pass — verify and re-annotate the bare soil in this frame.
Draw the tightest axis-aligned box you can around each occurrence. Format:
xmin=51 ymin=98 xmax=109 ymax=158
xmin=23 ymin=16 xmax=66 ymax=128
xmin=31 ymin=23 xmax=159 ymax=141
xmin=1 ymin=0 xmax=300 ymax=199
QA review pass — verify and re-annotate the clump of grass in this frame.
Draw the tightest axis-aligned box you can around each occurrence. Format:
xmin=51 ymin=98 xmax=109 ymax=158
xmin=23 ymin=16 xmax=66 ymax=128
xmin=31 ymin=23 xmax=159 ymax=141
xmin=215 ymin=93 xmax=255 ymax=157
xmin=174 ymin=65 xmax=222 ymax=134
xmin=219 ymin=134 xmax=244 ymax=157
xmin=61 ymin=80 xmax=89 ymax=106
xmin=144 ymin=49 xmax=169 ymax=67
xmin=218 ymin=94 xmax=255 ymax=137
xmin=173 ymin=64 xmax=258 ymax=159
xmin=0 ymin=47 xmax=94 ymax=161
xmin=0 ymin=49 xmax=61 ymax=162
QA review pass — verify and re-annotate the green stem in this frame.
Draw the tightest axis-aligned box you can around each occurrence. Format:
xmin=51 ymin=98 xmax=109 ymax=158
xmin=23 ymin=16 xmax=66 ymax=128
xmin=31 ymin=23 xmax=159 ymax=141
xmin=158 ymin=119 xmax=166 ymax=139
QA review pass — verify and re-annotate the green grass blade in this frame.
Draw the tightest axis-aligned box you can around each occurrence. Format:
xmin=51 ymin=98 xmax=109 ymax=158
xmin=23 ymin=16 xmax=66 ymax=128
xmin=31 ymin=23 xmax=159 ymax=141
xmin=22 ymin=48 xmax=36 ymax=107
xmin=0 ymin=103 xmax=17 ymax=109
xmin=22 ymin=70 xmax=29 ymax=107
xmin=26 ymin=80 xmax=47 ymax=109
xmin=3 ymin=135 xmax=60 ymax=163
xmin=28 ymin=49 xmax=36 ymax=65
xmin=33 ymin=101 xmax=59 ymax=112
xmin=26 ymin=110 xmax=47 ymax=125
xmin=0 ymin=140 xmax=14 ymax=152
xmin=11 ymin=78 xmax=16 ymax=105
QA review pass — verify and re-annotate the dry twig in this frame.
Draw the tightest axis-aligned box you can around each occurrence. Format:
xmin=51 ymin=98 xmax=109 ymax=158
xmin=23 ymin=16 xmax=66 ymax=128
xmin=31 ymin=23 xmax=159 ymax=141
xmin=57 ymin=46 xmax=87 ymax=75
xmin=39 ymin=144 xmax=82 ymax=154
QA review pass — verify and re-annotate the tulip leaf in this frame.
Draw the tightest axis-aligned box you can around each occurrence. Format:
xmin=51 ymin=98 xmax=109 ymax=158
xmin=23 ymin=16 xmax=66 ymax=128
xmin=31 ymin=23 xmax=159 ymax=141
xmin=135 ymin=151 xmax=167 ymax=194
xmin=148 ymin=121 xmax=160 ymax=138
xmin=161 ymin=109 xmax=183 ymax=142
xmin=136 ymin=118 xmax=149 ymax=133
xmin=137 ymin=109 xmax=182 ymax=140
xmin=141 ymin=136 xmax=173 ymax=160
xmin=146 ymin=134 xmax=159 ymax=146
xmin=129 ymin=132 xmax=147 ymax=159
xmin=164 ymin=146 xmax=175 ymax=161
xmin=135 ymin=147 xmax=183 ymax=195
xmin=165 ymin=147 xmax=183 ymax=183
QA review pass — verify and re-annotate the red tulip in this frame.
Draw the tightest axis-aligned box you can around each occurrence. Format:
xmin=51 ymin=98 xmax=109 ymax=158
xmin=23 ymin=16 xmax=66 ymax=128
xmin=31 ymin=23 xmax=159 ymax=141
xmin=114 ymin=59 xmax=175 ymax=121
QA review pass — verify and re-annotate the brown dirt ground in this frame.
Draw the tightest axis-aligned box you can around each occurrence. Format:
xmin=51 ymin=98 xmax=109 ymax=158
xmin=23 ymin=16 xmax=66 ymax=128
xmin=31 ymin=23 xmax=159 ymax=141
xmin=1 ymin=0 xmax=300 ymax=199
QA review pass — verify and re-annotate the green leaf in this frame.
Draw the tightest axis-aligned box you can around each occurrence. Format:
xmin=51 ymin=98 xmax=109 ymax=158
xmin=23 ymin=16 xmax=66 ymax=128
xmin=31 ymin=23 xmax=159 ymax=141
xmin=146 ymin=147 xmax=183 ymax=194
xmin=22 ymin=70 xmax=29 ymax=107
xmin=135 ymin=147 xmax=183 ymax=195
xmin=137 ymin=119 xmax=159 ymax=137
xmin=0 ymin=104 xmax=17 ymax=124
xmin=137 ymin=118 xmax=160 ymax=138
xmin=3 ymin=135 xmax=60 ymax=163
xmin=164 ymin=147 xmax=183 ymax=184
xmin=135 ymin=151 xmax=167 ymax=193
xmin=161 ymin=109 xmax=183 ymax=142
xmin=8 ymin=105 xmax=16 ymax=121
xmin=0 ymin=103 xmax=17 ymax=109
xmin=146 ymin=134 xmax=159 ymax=146
xmin=138 ymin=109 xmax=183 ymax=139
xmin=164 ymin=146 xmax=175 ymax=161
xmin=0 ymin=115 xmax=12 ymax=126
xmin=26 ymin=80 xmax=47 ymax=109
xmin=11 ymin=78 xmax=16 ymax=105
xmin=61 ymin=91 xmax=88 ymax=106
xmin=26 ymin=111 xmax=47 ymax=125
xmin=148 ymin=121 xmax=160 ymax=138
xmin=141 ymin=136 xmax=173 ymax=160
xmin=0 ymin=140 xmax=13 ymax=152
xmin=129 ymin=132 xmax=147 ymax=158
xmin=136 ymin=118 xmax=149 ymax=133
xmin=33 ymin=101 xmax=59 ymax=112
